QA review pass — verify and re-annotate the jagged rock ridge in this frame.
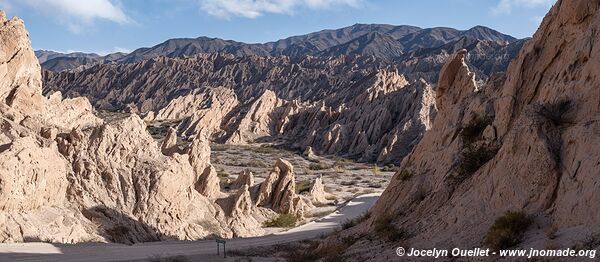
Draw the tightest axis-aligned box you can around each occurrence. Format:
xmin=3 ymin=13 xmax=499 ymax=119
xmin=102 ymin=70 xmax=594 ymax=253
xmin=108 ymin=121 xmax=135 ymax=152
xmin=362 ymin=0 xmax=600 ymax=256
xmin=0 ymin=10 xmax=313 ymax=244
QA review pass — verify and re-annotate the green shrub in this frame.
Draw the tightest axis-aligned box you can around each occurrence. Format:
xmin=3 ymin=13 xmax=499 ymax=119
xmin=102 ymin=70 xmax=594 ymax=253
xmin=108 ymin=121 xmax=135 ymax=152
xmin=264 ymin=214 xmax=298 ymax=228
xmin=397 ymin=169 xmax=413 ymax=181
xmin=460 ymin=116 xmax=492 ymax=144
xmin=216 ymin=170 xmax=229 ymax=178
xmin=371 ymin=166 xmax=380 ymax=176
xmin=374 ymin=214 xmax=405 ymax=242
xmin=381 ymin=164 xmax=397 ymax=172
xmin=485 ymin=211 xmax=532 ymax=250
xmin=457 ymin=144 xmax=499 ymax=179
xmin=538 ymin=100 xmax=572 ymax=127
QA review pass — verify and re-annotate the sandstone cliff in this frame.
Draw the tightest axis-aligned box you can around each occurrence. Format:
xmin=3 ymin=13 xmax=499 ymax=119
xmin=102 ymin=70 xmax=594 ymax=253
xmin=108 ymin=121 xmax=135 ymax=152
xmin=364 ymin=0 xmax=600 ymax=253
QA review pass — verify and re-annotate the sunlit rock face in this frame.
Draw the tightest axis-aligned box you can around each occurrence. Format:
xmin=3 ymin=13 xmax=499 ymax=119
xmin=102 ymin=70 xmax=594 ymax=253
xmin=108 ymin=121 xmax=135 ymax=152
xmin=368 ymin=0 xmax=600 ymax=252
xmin=0 ymin=10 xmax=300 ymax=244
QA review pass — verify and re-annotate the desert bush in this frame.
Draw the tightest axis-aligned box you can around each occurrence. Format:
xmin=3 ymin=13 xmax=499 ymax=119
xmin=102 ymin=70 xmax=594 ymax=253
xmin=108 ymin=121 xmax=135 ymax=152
xmin=340 ymin=180 xmax=357 ymax=186
xmin=371 ymin=166 xmax=380 ymax=176
xmin=457 ymin=144 xmax=499 ymax=179
xmin=253 ymin=144 xmax=277 ymax=154
xmin=341 ymin=212 xmax=371 ymax=229
xmin=216 ymin=170 xmax=229 ymax=178
xmin=397 ymin=169 xmax=413 ymax=181
xmin=485 ymin=211 xmax=532 ymax=250
xmin=537 ymin=100 xmax=572 ymax=127
xmin=309 ymin=163 xmax=329 ymax=170
xmin=264 ymin=214 xmax=298 ymax=228
xmin=296 ymin=180 xmax=312 ymax=194
xmin=381 ymin=164 xmax=397 ymax=172
xmin=106 ymin=224 xmax=131 ymax=243
xmin=460 ymin=116 xmax=493 ymax=144
xmin=374 ymin=214 xmax=406 ymax=242
xmin=284 ymin=237 xmax=356 ymax=262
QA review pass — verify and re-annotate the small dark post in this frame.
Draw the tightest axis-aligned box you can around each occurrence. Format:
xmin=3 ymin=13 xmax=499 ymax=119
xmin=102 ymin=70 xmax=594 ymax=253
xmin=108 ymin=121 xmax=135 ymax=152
xmin=216 ymin=238 xmax=226 ymax=258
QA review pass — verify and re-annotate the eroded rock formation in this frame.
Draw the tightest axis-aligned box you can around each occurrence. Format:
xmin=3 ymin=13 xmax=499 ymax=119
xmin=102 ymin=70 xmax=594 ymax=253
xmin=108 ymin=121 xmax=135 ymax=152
xmin=309 ymin=175 xmax=329 ymax=204
xmin=256 ymin=159 xmax=306 ymax=217
xmin=0 ymin=11 xmax=305 ymax=244
xmin=368 ymin=0 xmax=600 ymax=252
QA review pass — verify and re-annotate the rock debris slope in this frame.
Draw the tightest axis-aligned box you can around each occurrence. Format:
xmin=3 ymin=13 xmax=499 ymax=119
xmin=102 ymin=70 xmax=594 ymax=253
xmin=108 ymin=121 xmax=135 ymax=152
xmin=366 ymin=0 xmax=600 ymax=252
xmin=0 ymin=10 xmax=309 ymax=243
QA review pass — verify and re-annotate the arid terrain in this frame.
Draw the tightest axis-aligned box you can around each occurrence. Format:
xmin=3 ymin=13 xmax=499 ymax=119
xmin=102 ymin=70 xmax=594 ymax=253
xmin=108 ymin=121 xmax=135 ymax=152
xmin=1 ymin=0 xmax=599 ymax=261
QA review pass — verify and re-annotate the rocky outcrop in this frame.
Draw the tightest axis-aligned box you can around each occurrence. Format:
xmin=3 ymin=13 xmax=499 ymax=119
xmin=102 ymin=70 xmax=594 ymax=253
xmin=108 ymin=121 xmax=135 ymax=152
xmin=303 ymin=146 xmax=317 ymax=160
xmin=309 ymin=175 xmax=329 ymax=204
xmin=223 ymin=89 xmax=288 ymax=144
xmin=368 ymin=0 xmax=600 ymax=252
xmin=284 ymin=71 xmax=436 ymax=164
xmin=160 ymin=127 xmax=178 ymax=155
xmin=147 ymin=87 xmax=239 ymax=140
xmin=232 ymin=170 xmax=254 ymax=189
xmin=57 ymin=115 xmax=230 ymax=241
xmin=0 ymin=11 xmax=289 ymax=243
xmin=195 ymin=165 xmax=221 ymax=199
xmin=225 ymin=185 xmax=264 ymax=237
xmin=256 ymin=159 xmax=305 ymax=217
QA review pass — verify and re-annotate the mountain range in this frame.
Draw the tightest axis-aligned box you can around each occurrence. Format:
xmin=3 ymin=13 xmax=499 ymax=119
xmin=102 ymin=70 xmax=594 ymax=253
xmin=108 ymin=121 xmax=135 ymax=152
xmin=37 ymin=24 xmax=517 ymax=72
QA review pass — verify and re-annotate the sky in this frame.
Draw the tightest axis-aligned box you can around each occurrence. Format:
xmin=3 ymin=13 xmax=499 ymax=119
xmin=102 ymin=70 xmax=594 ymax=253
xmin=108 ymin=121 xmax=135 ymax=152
xmin=0 ymin=0 xmax=556 ymax=55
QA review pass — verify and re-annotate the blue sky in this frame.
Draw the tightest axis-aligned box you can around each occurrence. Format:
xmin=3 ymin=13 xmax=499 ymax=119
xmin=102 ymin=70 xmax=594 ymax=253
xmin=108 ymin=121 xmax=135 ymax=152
xmin=0 ymin=0 xmax=555 ymax=55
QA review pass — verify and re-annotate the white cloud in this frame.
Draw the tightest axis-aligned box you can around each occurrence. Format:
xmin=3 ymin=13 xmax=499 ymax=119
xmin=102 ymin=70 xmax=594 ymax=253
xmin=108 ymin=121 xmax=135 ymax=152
xmin=492 ymin=0 xmax=554 ymax=15
xmin=198 ymin=0 xmax=364 ymax=19
xmin=6 ymin=0 xmax=130 ymax=32
xmin=113 ymin=47 xmax=131 ymax=53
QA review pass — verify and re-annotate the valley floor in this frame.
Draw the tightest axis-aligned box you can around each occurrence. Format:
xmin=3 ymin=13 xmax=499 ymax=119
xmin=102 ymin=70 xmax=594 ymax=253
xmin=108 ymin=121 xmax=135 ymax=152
xmin=0 ymin=194 xmax=380 ymax=262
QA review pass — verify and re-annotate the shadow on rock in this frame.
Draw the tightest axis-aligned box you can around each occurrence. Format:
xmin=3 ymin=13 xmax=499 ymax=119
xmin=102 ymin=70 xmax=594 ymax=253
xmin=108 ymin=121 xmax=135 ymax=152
xmin=82 ymin=205 xmax=178 ymax=245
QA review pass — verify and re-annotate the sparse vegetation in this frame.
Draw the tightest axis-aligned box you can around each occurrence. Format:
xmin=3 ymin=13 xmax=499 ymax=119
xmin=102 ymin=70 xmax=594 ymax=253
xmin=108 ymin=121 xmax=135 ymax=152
xmin=340 ymin=180 xmax=357 ymax=186
xmin=368 ymin=182 xmax=382 ymax=188
xmin=361 ymin=189 xmax=376 ymax=194
xmin=374 ymin=214 xmax=406 ymax=242
xmin=253 ymin=144 xmax=277 ymax=154
xmin=296 ymin=180 xmax=312 ymax=194
xmin=211 ymin=144 xmax=228 ymax=152
xmin=264 ymin=213 xmax=298 ymax=228
xmin=456 ymin=144 xmax=499 ymax=180
xmin=397 ymin=169 xmax=413 ymax=181
xmin=485 ymin=211 xmax=532 ymax=250
xmin=537 ymin=100 xmax=572 ymax=127
xmin=284 ymin=240 xmax=350 ymax=262
xmin=381 ymin=164 xmax=397 ymax=172
xmin=309 ymin=162 xmax=329 ymax=170
xmin=342 ymin=212 xmax=371 ymax=229
xmin=371 ymin=166 xmax=380 ymax=176
xmin=460 ymin=116 xmax=493 ymax=144
xmin=106 ymin=224 xmax=131 ymax=243
xmin=216 ymin=170 xmax=229 ymax=178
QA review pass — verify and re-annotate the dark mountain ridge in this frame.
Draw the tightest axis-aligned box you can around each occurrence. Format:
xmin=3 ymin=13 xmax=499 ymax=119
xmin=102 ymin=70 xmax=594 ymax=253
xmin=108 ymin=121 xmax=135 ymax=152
xmin=37 ymin=23 xmax=518 ymax=71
